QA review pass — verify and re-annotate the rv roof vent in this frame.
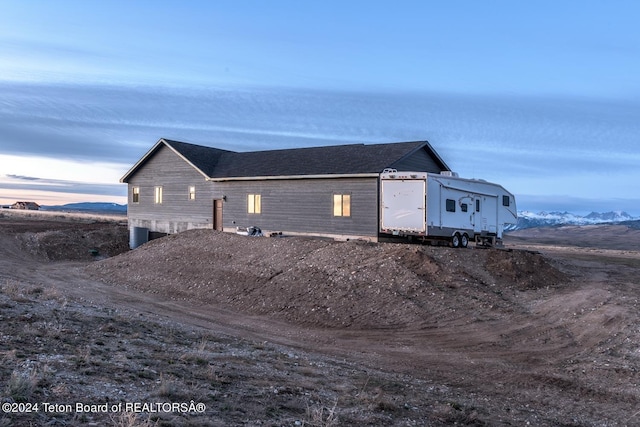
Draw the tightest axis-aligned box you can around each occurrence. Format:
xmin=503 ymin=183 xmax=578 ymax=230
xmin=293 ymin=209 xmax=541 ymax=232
xmin=382 ymin=168 xmax=397 ymax=173
xmin=440 ymin=171 xmax=459 ymax=177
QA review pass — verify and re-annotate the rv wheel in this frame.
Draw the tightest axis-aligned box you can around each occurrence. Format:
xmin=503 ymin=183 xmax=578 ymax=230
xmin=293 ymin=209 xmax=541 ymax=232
xmin=451 ymin=233 xmax=461 ymax=248
xmin=461 ymin=233 xmax=469 ymax=248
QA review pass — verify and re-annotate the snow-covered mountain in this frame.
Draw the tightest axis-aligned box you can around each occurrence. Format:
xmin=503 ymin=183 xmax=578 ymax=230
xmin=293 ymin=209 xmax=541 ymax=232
xmin=507 ymin=211 xmax=639 ymax=231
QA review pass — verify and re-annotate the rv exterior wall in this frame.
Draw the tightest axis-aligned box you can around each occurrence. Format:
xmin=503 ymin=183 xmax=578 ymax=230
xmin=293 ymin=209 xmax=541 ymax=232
xmin=380 ymin=178 xmax=426 ymax=232
xmin=380 ymin=172 xmax=517 ymax=240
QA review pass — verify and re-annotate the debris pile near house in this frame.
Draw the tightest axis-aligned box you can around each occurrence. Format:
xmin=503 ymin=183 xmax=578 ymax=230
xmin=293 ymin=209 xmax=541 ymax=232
xmin=236 ymin=225 xmax=263 ymax=237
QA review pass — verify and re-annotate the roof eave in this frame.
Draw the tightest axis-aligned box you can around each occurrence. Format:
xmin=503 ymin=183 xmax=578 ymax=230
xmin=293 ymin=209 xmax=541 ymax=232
xmin=424 ymin=140 xmax=452 ymax=171
xmin=207 ymin=172 xmax=379 ymax=182
xmin=389 ymin=140 xmax=451 ymax=172
xmin=120 ymin=139 xmax=164 ymax=183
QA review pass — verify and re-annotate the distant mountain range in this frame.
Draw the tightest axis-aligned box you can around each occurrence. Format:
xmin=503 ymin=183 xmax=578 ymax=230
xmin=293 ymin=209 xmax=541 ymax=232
xmin=507 ymin=211 xmax=640 ymax=231
xmin=41 ymin=202 xmax=127 ymax=214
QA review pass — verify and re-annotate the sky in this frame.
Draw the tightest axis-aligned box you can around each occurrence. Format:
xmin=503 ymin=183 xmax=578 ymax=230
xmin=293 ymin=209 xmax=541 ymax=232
xmin=0 ymin=0 xmax=639 ymax=215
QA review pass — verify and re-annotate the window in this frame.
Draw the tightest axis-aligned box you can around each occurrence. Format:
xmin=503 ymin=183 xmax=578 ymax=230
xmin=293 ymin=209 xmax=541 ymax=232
xmin=188 ymin=186 xmax=196 ymax=200
xmin=154 ymin=186 xmax=163 ymax=204
xmin=333 ymin=194 xmax=351 ymax=217
xmin=247 ymin=194 xmax=261 ymax=214
xmin=503 ymin=195 xmax=510 ymax=207
xmin=461 ymin=203 xmax=468 ymax=212
xmin=476 ymin=199 xmax=480 ymax=212
xmin=132 ymin=187 xmax=140 ymax=203
xmin=446 ymin=199 xmax=456 ymax=212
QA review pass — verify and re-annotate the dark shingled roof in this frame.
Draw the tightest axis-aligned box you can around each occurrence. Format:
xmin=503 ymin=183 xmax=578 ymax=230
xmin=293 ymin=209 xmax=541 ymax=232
xmin=163 ymin=139 xmax=233 ymax=176
xmin=166 ymin=139 xmax=445 ymax=178
xmin=122 ymin=138 xmax=449 ymax=182
xmin=212 ymin=141 xmax=430 ymax=178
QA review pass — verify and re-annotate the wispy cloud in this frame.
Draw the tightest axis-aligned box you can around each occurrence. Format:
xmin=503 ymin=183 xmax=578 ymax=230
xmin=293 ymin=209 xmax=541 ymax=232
xmin=1 ymin=80 xmax=639 ymax=213
xmin=0 ymin=174 xmax=124 ymax=197
xmin=6 ymin=174 xmax=39 ymax=181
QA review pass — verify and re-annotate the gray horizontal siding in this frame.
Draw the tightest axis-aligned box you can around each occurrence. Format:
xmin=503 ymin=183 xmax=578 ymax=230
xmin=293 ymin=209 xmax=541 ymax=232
xmin=127 ymin=145 xmax=214 ymax=233
xmin=126 ymin=144 xmax=381 ymax=237
xmin=214 ymin=177 xmax=379 ymax=237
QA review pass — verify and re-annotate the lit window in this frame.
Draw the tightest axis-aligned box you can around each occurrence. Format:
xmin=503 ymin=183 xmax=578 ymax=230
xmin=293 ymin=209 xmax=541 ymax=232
xmin=132 ymin=187 xmax=140 ymax=203
xmin=155 ymin=186 xmax=163 ymax=204
xmin=188 ymin=186 xmax=196 ymax=200
xmin=248 ymin=194 xmax=261 ymax=214
xmin=333 ymin=194 xmax=351 ymax=217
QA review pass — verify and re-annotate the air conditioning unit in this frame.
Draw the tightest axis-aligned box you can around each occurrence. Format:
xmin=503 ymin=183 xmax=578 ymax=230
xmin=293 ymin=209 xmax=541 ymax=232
xmin=440 ymin=171 xmax=459 ymax=177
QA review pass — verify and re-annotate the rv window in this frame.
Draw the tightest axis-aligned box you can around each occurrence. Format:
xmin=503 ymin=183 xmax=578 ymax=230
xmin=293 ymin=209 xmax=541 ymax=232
xmin=476 ymin=199 xmax=480 ymax=212
xmin=503 ymin=195 xmax=510 ymax=207
xmin=446 ymin=199 xmax=456 ymax=212
xmin=461 ymin=203 xmax=468 ymax=212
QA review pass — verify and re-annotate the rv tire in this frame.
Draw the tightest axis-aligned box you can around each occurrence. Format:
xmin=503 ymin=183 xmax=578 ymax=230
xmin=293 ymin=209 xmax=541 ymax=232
xmin=461 ymin=233 xmax=469 ymax=248
xmin=451 ymin=233 xmax=461 ymax=248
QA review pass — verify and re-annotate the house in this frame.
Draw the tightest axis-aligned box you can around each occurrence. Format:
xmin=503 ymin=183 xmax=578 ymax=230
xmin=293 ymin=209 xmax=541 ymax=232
xmin=11 ymin=201 xmax=40 ymax=210
xmin=120 ymin=138 xmax=451 ymax=244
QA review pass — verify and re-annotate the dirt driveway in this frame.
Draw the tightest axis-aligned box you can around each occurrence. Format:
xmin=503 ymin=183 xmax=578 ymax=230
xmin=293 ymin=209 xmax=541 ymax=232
xmin=1 ymin=211 xmax=639 ymax=426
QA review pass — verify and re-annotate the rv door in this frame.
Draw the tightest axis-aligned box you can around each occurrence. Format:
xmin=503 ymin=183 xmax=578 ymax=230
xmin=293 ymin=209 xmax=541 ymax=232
xmin=380 ymin=179 xmax=426 ymax=232
xmin=482 ymin=195 xmax=499 ymax=233
xmin=473 ymin=198 xmax=482 ymax=234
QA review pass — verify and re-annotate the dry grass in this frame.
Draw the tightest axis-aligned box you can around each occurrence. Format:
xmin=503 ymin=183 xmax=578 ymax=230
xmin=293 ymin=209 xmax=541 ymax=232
xmin=304 ymin=398 xmax=339 ymax=427
xmin=1 ymin=302 xmax=426 ymax=427
xmin=0 ymin=207 xmax=125 ymax=223
xmin=3 ymin=215 xmax=640 ymax=426
xmin=5 ymin=369 xmax=38 ymax=402
xmin=111 ymin=412 xmax=157 ymax=427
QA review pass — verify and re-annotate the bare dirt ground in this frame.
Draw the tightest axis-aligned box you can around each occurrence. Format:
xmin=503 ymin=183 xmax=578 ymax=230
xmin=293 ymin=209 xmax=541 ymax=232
xmin=1 ymin=210 xmax=639 ymax=426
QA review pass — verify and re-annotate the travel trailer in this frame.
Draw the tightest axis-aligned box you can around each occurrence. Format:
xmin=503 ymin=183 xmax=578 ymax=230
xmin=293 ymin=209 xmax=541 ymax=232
xmin=379 ymin=170 xmax=517 ymax=247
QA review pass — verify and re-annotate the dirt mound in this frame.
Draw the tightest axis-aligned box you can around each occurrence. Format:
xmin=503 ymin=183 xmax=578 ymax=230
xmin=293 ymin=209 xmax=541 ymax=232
xmin=88 ymin=230 xmax=569 ymax=328
xmin=16 ymin=223 xmax=129 ymax=261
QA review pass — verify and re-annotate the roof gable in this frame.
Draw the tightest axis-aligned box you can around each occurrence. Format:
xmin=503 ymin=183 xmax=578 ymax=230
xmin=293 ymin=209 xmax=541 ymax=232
xmin=120 ymin=139 xmax=234 ymax=183
xmin=163 ymin=139 xmax=234 ymax=176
